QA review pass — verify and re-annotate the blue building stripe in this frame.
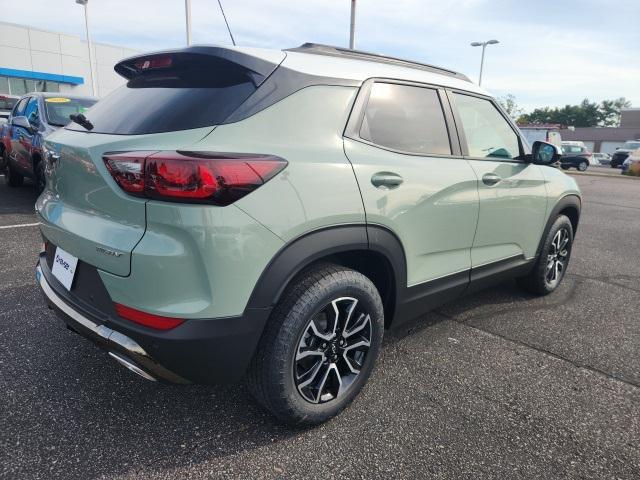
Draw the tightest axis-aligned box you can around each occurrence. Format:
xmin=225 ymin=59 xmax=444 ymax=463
xmin=0 ymin=67 xmax=84 ymax=85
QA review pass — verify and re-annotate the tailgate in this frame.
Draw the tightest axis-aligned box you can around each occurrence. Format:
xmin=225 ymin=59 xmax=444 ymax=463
xmin=36 ymin=127 xmax=213 ymax=276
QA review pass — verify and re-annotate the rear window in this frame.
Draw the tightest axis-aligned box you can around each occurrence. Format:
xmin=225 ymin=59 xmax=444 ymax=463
xmin=562 ymin=145 xmax=585 ymax=154
xmin=0 ymin=96 xmax=17 ymax=110
xmin=67 ymin=54 xmax=261 ymax=135
xmin=44 ymin=97 xmax=97 ymax=126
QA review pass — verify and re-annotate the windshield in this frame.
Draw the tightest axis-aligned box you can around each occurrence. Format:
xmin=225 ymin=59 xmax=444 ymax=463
xmin=0 ymin=96 xmax=17 ymax=111
xmin=44 ymin=97 xmax=97 ymax=127
xmin=622 ymin=142 xmax=640 ymax=150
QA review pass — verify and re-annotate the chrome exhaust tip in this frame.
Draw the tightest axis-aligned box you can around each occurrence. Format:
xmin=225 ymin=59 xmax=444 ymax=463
xmin=108 ymin=351 xmax=157 ymax=382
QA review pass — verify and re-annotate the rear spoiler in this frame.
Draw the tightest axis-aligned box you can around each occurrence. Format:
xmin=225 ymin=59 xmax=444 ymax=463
xmin=114 ymin=46 xmax=283 ymax=87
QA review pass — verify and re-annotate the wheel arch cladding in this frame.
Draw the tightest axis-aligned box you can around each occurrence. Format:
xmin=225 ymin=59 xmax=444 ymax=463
xmin=245 ymin=224 xmax=407 ymax=329
xmin=538 ymin=194 xmax=581 ymax=257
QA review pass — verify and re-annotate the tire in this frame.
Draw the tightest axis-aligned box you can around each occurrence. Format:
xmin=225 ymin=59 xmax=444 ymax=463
xmin=517 ymin=215 xmax=574 ymax=295
xmin=34 ymin=160 xmax=46 ymax=195
xmin=247 ymin=263 xmax=384 ymax=425
xmin=5 ymin=162 xmax=24 ymax=187
xmin=561 ymin=165 xmax=570 ymax=170
xmin=578 ymin=161 xmax=588 ymax=171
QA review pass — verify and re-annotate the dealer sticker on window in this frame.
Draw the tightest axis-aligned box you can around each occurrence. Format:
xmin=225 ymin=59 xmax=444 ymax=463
xmin=51 ymin=247 xmax=79 ymax=291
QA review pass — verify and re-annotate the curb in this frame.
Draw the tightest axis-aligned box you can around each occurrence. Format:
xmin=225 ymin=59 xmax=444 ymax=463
xmin=566 ymin=171 xmax=640 ymax=181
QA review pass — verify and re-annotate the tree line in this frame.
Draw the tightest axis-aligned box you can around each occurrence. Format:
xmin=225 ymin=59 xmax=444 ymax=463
xmin=497 ymin=95 xmax=631 ymax=127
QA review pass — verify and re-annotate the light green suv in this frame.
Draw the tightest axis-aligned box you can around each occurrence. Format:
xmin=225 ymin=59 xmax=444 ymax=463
xmin=35 ymin=43 xmax=581 ymax=424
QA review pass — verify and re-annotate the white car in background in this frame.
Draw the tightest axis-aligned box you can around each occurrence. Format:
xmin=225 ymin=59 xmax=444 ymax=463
xmin=592 ymin=152 xmax=611 ymax=166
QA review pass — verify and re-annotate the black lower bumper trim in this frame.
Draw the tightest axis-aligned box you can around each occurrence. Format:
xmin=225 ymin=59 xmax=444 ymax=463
xmin=37 ymin=255 xmax=271 ymax=384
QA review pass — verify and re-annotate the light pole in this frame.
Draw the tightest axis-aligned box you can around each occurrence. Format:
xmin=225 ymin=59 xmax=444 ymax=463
xmin=76 ymin=0 xmax=97 ymax=97
xmin=185 ymin=0 xmax=192 ymax=45
xmin=349 ymin=0 xmax=356 ymax=49
xmin=470 ymin=39 xmax=499 ymax=86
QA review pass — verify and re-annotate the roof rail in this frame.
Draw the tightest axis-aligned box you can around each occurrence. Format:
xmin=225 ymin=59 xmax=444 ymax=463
xmin=286 ymin=43 xmax=470 ymax=82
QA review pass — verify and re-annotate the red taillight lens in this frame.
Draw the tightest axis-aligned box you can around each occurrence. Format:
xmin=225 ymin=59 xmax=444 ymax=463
xmin=115 ymin=303 xmax=185 ymax=330
xmin=103 ymin=151 xmax=157 ymax=195
xmin=103 ymin=151 xmax=287 ymax=205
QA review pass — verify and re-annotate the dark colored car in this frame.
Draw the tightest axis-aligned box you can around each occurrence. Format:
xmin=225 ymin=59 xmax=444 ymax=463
xmin=2 ymin=92 xmax=96 ymax=193
xmin=560 ymin=143 xmax=590 ymax=171
xmin=611 ymin=140 xmax=640 ymax=168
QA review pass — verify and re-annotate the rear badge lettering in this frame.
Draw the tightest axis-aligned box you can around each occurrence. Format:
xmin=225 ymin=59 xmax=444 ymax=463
xmin=96 ymin=246 xmax=123 ymax=257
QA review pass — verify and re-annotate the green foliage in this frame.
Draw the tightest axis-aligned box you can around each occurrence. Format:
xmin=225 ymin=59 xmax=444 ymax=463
xmin=518 ymin=97 xmax=632 ymax=127
xmin=497 ymin=94 xmax=524 ymax=120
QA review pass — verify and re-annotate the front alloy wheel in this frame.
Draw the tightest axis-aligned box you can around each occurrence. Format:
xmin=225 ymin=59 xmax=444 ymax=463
xmin=294 ymin=297 xmax=372 ymax=404
xmin=545 ymin=228 xmax=570 ymax=289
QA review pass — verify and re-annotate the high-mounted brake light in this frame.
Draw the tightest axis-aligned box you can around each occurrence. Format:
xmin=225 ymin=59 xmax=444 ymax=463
xmin=134 ymin=55 xmax=173 ymax=70
xmin=114 ymin=303 xmax=185 ymax=330
xmin=103 ymin=151 xmax=287 ymax=205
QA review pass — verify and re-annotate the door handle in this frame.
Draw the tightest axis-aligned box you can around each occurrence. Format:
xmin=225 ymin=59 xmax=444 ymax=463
xmin=482 ymin=173 xmax=502 ymax=186
xmin=371 ymin=172 xmax=403 ymax=190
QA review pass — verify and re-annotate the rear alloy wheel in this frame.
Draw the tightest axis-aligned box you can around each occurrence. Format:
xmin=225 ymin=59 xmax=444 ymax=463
xmin=294 ymin=297 xmax=372 ymax=404
xmin=578 ymin=161 xmax=588 ymax=171
xmin=247 ymin=263 xmax=384 ymax=425
xmin=517 ymin=214 xmax=573 ymax=295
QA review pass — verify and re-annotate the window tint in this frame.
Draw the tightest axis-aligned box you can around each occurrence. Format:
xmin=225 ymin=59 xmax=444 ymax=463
xmin=360 ymin=83 xmax=451 ymax=155
xmin=453 ymin=93 xmax=520 ymax=160
xmin=67 ymin=55 xmax=262 ymax=135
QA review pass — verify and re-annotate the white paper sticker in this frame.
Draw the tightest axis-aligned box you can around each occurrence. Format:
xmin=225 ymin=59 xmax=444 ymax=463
xmin=51 ymin=247 xmax=79 ymax=291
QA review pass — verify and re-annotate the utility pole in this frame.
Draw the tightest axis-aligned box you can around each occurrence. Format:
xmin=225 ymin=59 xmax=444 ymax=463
xmin=75 ymin=0 xmax=97 ymax=97
xmin=470 ymin=39 xmax=499 ymax=86
xmin=349 ymin=0 xmax=356 ymax=49
xmin=185 ymin=0 xmax=192 ymax=45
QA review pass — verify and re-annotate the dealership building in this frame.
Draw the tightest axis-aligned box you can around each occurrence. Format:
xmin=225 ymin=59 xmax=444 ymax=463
xmin=0 ymin=21 xmax=139 ymax=98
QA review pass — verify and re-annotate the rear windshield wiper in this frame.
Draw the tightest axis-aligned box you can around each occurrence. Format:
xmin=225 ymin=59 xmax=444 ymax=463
xmin=69 ymin=113 xmax=94 ymax=131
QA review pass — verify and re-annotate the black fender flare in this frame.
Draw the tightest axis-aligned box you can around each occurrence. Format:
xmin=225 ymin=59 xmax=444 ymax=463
xmin=245 ymin=224 xmax=407 ymax=319
xmin=536 ymin=194 xmax=581 ymax=257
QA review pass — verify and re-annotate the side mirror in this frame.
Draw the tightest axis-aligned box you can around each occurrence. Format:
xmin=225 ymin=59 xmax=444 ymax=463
xmin=531 ymin=141 xmax=560 ymax=165
xmin=11 ymin=115 xmax=33 ymax=132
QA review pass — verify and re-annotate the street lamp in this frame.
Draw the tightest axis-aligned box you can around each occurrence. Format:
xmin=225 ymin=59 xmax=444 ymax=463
xmin=470 ymin=39 xmax=499 ymax=86
xmin=349 ymin=0 xmax=356 ymax=49
xmin=75 ymin=0 xmax=98 ymax=97
xmin=185 ymin=0 xmax=192 ymax=45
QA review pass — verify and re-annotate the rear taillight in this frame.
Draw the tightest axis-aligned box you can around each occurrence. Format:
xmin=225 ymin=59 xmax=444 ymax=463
xmin=103 ymin=151 xmax=287 ymax=205
xmin=115 ymin=303 xmax=185 ymax=330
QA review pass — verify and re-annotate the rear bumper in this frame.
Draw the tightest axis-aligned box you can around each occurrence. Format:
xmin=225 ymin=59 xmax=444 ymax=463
xmin=36 ymin=255 xmax=271 ymax=384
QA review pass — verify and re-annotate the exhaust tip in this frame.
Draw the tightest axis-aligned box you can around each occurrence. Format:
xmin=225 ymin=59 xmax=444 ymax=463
xmin=108 ymin=351 xmax=156 ymax=382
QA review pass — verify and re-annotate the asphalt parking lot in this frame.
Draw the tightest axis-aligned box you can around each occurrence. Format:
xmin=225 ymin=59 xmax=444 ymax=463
xmin=1 ymin=173 xmax=639 ymax=480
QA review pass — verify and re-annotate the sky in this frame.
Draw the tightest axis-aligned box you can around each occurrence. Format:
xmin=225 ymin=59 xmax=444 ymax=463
xmin=1 ymin=0 xmax=639 ymax=112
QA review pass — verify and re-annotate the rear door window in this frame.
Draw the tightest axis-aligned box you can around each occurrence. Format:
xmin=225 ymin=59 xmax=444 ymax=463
xmin=359 ymin=82 xmax=451 ymax=155
xmin=452 ymin=93 xmax=521 ymax=160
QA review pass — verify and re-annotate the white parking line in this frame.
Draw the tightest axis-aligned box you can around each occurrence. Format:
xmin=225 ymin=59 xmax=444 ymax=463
xmin=0 ymin=222 xmax=40 ymax=230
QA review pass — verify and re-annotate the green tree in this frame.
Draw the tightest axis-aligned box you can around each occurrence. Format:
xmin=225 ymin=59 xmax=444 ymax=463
xmin=518 ymin=98 xmax=631 ymax=127
xmin=497 ymin=94 xmax=524 ymax=120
